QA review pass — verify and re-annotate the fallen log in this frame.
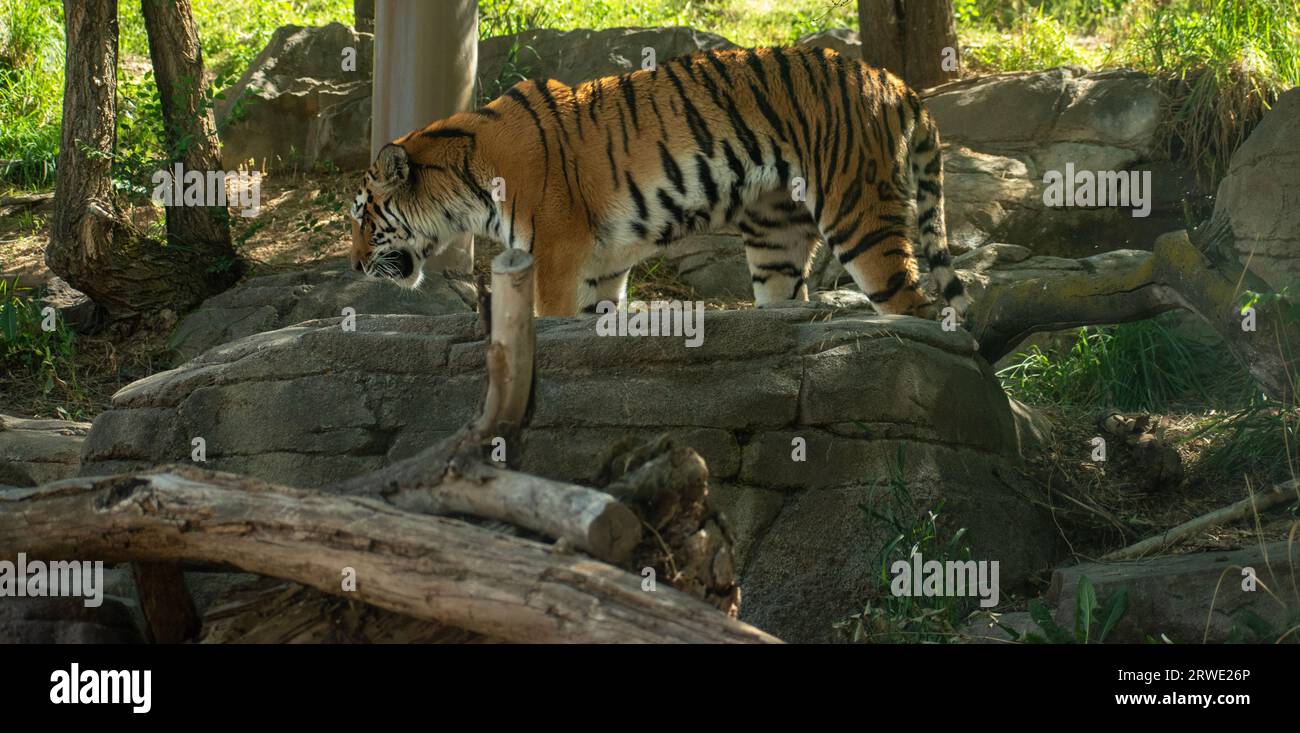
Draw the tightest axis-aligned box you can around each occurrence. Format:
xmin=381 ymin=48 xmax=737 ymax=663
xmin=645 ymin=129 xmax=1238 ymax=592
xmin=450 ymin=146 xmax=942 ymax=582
xmin=0 ymin=467 xmax=777 ymax=644
xmin=1100 ymin=479 xmax=1300 ymax=561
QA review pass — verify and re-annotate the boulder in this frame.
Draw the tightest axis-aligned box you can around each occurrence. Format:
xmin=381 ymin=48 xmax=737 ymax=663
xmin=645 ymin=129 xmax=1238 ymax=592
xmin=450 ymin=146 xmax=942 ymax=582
xmin=0 ymin=414 xmax=90 ymax=486
xmin=925 ymin=68 xmax=1192 ymax=257
xmin=215 ymin=22 xmax=373 ymax=171
xmin=477 ymin=26 xmax=735 ymax=90
xmin=167 ymin=260 xmax=471 ymax=364
xmin=83 ymin=307 xmax=1061 ymax=642
xmin=795 ymin=28 xmax=861 ymax=58
xmin=1047 ymin=542 xmax=1300 ymax=643
xmin=217 ymin=24 xmax=735 ymax=172
xmin=0 ymin=596 xmax=142 ymax=644
xmin=1211 ymin=86 xmax=1300 ymax=291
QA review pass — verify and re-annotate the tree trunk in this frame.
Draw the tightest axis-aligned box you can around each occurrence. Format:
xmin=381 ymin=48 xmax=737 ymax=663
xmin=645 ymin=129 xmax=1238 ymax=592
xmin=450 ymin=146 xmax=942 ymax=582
xmin=371 ymin=0 xmax=476 ymax=295
xmin=354 ymin=0 xmax=375 ymax=32
xmin=46 ymin=0 xmax=241 ymax=324
xmin=141 ymin=0 xmax=242 ymax=285
xmin=857 ymin=0 xmax=960 ymax=89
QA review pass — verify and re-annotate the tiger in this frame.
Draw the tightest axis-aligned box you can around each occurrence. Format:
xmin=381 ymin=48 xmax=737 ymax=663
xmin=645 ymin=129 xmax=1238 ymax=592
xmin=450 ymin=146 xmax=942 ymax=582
xmin=348 ymin=45 xmax=968 ymax=321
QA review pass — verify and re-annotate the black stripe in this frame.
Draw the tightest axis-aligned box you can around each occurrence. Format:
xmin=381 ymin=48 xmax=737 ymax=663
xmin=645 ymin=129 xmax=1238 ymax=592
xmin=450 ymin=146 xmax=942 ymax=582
xmin=659 ymin=141 xmax=685 ymax=193
xmin=619 ymin=75 xmax=640 ymax=132
xmin=534 ymin=80 xmax=570 ymax=142
xmin=773 ymin=49 xmax=814 ymax=164
xmin=615 ymin=103 xmax=631 ymax=155
xmin=867 ymin=271 xmax=910 ymax=303
xmin=422 ymin=127 xmax=475 ymax=140
xmin=943 ymin=278 xmax=965 ymax=300
xmin=625 ymin=172 xmax=648 ymax=220
xmin=657 ymin=188 xmax=685 ymax=223
xmin=505 ymin=87 xmax=551 ymax=194
xmin=649 ymin=94 xmax=669 ymax=139
xmin=837 ymin=227 xmax=905 ymax=264
xmin=744 ymin=50 xmax=771 ymax=92
xmin=589 ymin=80 xmax=603 ymax=124
xmin=663 ymin=63 xmax=716 ymax=157
xmin=694 ymin=154 xmax=719 ymax=209
xmin=607 ymin=136 xmax=620 ymax=190
xmin=748 ymin=82 xmax=787 ymax=140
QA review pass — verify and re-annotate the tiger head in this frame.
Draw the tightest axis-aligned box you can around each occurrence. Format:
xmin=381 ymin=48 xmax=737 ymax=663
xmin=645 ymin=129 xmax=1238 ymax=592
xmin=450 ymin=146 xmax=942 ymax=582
xmin=348 ymin=129 xmax=491 ymax=289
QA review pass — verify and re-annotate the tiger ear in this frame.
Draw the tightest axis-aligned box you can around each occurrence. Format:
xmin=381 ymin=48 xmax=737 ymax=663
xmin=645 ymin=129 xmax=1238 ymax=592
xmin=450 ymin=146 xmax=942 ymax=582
xmin=375 ymin=143 xmax=411 ymax=189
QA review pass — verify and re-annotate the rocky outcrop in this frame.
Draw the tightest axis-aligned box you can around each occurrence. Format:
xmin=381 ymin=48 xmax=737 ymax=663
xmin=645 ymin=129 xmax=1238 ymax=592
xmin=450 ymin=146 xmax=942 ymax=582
xmin=0 ymin=597 xmax=142 ymax=644
xmin=796 ymin=28 xmax=861 ymax=59
xmin=0 ymin=414 xmax=90 ymax=486
xmin=478 ymin=26 xmax=734 ymax=91
xmin=82 ymin=307 xmax=1061 ymax=642
xmin=1047 ymin=542 xmax=1300 ymax=643
xmin=217 ymin=24 xmax=733 ymax=172
xmin=1211 ymin=86 xmax=1300 ymax=291
xmin=215 ymin=22 xmax=373 ymax=171
xmin=925 ymin=68 xmax=1192 ymax=256
xmin=167 ymin=261 xmax=471 ymax=364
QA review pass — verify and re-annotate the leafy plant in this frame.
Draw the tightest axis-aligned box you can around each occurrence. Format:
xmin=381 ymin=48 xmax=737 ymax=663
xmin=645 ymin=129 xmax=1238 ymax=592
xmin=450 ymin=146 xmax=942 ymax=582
xmin=1003 ymin=575 xmax=1129 ymax=643
xmin=997 ymin=314 xmax=1252 ymax=412
xmin=836 ymin=445 xmax=974 ymax=643
xmin=0 ymin=277 xmax=80 ymax=397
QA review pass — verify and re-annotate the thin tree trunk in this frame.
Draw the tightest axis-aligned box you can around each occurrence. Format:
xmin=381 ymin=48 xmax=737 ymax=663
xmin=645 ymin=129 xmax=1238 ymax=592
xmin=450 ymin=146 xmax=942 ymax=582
xmin=858 ymin=0 xmax=960 ymax=89
xmin=354 ymin=0 xmax=375 ymax=32
xmin=141 ymin=0 xmax=241 ymax=283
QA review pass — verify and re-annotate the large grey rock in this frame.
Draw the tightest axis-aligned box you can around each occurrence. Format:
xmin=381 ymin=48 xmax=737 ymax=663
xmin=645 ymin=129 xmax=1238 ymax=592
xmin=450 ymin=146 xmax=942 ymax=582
xmin=925 ymin=68 xmax=1191 ymax=257
xmin=219 ymin=24 xmax=734 ymax=172
xmin=216 ymin=22 xmax=373 ymax=171
xmin=1212 ymin=86 xmax=1300 ymax=291
xmin=795 ymin=28 xmax=860 ymax=58
xmin=0 ymin=597 xmax=142 ymax=644
xmin=0 ymin=414 xmax=89 ymax=486
xmin=477 ymin=26 xmax=735 ymax=90
xmin=167 ymin=261 xmax=470 ymax=363
xmin=1047 ymin=542 xmax=1300 ymax=643
xmin=83 ymin=308 xmax=1061 ymax=642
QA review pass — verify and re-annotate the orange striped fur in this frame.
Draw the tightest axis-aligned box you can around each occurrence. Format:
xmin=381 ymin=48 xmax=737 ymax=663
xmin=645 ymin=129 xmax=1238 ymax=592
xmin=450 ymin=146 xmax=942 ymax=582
xmin=348 ymin=46 xmax=967 ymax=319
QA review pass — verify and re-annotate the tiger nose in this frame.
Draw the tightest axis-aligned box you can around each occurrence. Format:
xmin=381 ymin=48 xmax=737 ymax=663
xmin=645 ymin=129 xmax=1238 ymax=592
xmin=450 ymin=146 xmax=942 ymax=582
xmin=349 ymin=249 xmax=366 ymax=272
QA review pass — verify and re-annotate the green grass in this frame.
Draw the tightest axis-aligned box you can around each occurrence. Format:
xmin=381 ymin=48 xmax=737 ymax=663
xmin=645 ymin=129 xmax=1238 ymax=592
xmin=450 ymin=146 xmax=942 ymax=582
xmin=482 ymin=0 xmax=858 ymax=47
xmin=997 ymin=314 xmax=1254 ymax=413
xmin=0 ymin=277 xmax=79 ymax=397
xmin=1121 ymin=0 xmax=1300 ymax=189
xmin=0 ymin=0 xmax=65 ymax=187
xmin=836 ymin=445 xmax=974 ymax=643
